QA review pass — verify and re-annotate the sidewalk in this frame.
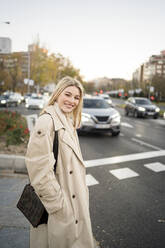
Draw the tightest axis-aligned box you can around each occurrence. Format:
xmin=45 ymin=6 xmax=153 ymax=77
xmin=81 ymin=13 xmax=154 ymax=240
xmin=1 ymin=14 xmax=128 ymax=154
xmin=0 ymin=172 xmax=30 ymax=248
xmin=0 ymin=170 xmax=100 ymax=248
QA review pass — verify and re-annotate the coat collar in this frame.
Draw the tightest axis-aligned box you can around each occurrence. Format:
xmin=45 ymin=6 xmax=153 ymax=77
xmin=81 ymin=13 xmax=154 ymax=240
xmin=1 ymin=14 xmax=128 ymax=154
xmin=44 ymin=105 xmax=64 ymax=131
xmin=44 ymin=104 xmax=84 ymax=166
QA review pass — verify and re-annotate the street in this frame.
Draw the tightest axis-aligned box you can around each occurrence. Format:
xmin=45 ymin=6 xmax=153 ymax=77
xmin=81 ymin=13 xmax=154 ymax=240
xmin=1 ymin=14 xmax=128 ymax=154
xmin=0 ymin=100 xmax=165 ymax=248
xmin=81 ymin=107 xmax=165 ymax=248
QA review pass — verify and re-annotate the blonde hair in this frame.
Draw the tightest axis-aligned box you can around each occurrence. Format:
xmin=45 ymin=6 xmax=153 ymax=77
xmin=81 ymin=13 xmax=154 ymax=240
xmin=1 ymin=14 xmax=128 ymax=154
xmin=41 ymin=76 xmax=84 ymax=128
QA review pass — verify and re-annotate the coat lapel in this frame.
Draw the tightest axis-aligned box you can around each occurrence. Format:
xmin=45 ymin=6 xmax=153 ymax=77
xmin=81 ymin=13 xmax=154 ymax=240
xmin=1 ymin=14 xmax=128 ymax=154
xmin=62 ymin=129 xmax=84 ymax=165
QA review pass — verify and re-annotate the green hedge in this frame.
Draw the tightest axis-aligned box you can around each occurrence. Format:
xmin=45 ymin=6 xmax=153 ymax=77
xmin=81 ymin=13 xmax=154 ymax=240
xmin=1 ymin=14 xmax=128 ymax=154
xmin=0 ymin=110 xmax=29 ymax=146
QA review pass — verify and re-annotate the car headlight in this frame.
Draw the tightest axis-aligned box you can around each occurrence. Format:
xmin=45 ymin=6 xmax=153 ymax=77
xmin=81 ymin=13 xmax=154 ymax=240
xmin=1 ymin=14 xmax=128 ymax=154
xmin=25 ymin=104 xmax=29 ymax=108
xmin=39 ymin=104 xmax=44 ymax=109
xmin=81 ymin=113 xmax=94 ymax=126
xmin=1 ymin=100 xmax=6 ymax=104
xmin=107 ymin=99 xmax=112 ymax=104
xmin=155 ymin=107 xmax=160 ymax=112
xmin=138 ymin=106 xmax=145 ymax=111
xmin=111 ymin=113 xmax=121 ymax=126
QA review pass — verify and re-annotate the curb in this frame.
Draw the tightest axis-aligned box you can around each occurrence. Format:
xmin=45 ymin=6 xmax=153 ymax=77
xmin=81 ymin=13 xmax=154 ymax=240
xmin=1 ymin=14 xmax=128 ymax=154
xmin=0 ymin=154 xmax=27 ymax=174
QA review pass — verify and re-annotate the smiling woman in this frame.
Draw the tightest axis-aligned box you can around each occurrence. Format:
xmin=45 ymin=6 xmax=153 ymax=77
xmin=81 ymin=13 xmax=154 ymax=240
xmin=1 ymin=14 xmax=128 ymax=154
xmin=25 ymin=76 xmax=97 ymax=248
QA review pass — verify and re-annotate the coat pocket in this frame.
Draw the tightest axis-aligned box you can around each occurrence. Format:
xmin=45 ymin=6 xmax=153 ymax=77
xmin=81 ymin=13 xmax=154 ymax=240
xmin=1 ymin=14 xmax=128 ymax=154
xmin=53 ymin=194 xmax=74 ymax=223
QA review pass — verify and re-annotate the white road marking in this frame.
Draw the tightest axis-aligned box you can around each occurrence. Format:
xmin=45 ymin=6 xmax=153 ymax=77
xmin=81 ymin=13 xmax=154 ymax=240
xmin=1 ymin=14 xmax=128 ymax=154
xmin=84 ymin=150 xmax=165 ymax=168
xmin=144 ymin=162 xmax=165 ymax=172
xmin=121 ymin=122 xmax=133 ymax=128
xmin=86 ymin=174 xmax=99 ymax=186
xmin=110 ymin=168 xmax=139 ymax=180
xmin=131 ymin=138 xmax=162 ymax=151
xmin=119 ymin=133 xmax=124 ymax=136
xmin=135 ymin=134 xmax=142 ymax=138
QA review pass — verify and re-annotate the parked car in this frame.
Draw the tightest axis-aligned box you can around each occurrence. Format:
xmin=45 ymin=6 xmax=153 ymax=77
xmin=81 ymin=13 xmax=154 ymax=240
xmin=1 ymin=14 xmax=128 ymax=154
xmin=125 ymin=97 xmax=160 ymax=119
xmin=0 ymin=95 xmax=9 ymax=107
xmin=25 ymin=95 xmax=45 ymax=109
xmin=0 ymin=94 xmax=18 ymax=107
xmin=9 ymin=92 xmax=23 ymax=105
xmin=78 ymin=96 xmax=121 ymax=136
xmin=98 ymin=94 xmax=113 ymax=106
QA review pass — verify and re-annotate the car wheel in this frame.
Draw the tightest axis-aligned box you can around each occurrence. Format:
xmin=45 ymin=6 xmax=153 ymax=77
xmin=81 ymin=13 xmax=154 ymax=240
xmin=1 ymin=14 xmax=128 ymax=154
xmin=134 ymin=110 xmax=138 ymax=118
xmin=111 ymin=131 xmax=120 ymax=136
xmin=153 ymin=116 xmax=158 ymax=119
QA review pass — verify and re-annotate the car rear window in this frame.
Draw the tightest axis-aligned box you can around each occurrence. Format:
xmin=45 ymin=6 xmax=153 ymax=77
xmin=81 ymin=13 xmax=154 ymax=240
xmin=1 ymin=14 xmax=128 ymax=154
xmin=83 ymin=99 xmax=110 ymax=109
xmin=135 ymin=99 xmax=151 ymax=105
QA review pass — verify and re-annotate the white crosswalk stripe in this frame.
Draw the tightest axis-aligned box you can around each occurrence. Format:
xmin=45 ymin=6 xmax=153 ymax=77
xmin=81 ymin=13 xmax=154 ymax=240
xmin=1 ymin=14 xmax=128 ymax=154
xmin=121 ymin=122 xmax=133 ymax=128
xmin=144 ymin=162 xmax=165 ymax=172
xmin=109 ymin=168 xmax=139 ymax=180
xmin=86 ymin=161 xmax=165 ymax=186
xmin=86 ymin=174 xmax=99 ymax=186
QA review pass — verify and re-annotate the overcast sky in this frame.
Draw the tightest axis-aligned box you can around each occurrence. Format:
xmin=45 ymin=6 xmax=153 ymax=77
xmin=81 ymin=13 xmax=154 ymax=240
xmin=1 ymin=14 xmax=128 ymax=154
xmin=1 ymin=0 xmax=165 ymax=81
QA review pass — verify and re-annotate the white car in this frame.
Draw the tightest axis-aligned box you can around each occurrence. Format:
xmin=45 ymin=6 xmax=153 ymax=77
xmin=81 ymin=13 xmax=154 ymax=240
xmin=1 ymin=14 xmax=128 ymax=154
xmin=78 ymin=96 xmax=121 ymax=136
xmin=25 ymin=95 xmax=45 ymax=109
xmin=9 ymin=92 xmax=23 ymax=105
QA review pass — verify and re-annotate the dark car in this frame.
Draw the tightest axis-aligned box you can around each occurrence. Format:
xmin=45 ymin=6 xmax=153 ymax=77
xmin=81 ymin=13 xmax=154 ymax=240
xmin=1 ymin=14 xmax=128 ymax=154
xmin=78 ymin=96 xmax=121 ymax=136
xmin=125 ymin=97 xmax=160 ymax=119
xmin=0 ymin=94 xmax=18 ymax=107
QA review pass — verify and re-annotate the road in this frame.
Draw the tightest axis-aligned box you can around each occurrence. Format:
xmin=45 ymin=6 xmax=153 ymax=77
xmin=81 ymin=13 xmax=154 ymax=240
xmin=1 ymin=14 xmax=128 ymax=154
xmin=0 ymin=101 xmax=165 ymax=248
xmin=80 ymin=106 xmax=165 ymax=248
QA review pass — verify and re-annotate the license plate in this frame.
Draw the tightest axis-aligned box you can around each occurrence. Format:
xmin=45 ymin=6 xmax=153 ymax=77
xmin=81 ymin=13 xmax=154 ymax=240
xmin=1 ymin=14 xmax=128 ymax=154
xmin=147 ymin=112 xmax=154 ymax=115
xmin=96 ymin=124 xmax=110 ymax=129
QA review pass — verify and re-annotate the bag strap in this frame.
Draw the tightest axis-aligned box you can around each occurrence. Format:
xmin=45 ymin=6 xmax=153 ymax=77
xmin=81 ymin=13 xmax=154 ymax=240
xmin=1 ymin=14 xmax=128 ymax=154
xmin=46 ymin=113 xmax=59 ymax=173
xmin=53 ymin=130 xmax=58 ymax=173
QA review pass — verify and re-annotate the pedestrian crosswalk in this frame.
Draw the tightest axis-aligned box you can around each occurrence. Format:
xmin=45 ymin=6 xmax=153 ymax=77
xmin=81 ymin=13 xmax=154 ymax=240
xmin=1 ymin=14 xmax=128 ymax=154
xmin=109 ymin=167 xmax=139 ymax=180
xmin=86 ymin=174 xmax=99 ymax=186
xmin=144 ymin=162 xmax=165 ymax=172
xmin=86 ymin=162 xmax=165 ymax=186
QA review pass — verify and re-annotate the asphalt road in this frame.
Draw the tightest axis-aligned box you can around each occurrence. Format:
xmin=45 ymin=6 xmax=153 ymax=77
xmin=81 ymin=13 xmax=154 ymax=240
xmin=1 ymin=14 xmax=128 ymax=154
xmin=80 ymin=107 xmax=165 ymax=248
xmin=0 ymin=101 xmax=165 ymax=248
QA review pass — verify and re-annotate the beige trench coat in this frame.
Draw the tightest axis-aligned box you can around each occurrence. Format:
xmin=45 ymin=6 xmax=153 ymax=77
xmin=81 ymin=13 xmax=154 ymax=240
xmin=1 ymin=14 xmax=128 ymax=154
xmin=25 ymin=103 xmax=94 ymax=248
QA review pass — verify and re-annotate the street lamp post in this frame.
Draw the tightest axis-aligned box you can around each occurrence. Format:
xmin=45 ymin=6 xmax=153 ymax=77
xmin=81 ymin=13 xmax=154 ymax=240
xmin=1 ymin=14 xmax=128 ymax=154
xmin=27 ymin=50 xmax=30 ymax=93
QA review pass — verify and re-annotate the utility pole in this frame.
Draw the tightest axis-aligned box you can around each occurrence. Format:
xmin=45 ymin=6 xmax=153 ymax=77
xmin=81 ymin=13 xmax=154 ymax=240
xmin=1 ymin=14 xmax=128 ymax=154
xmin=27 ymin=50 xmax=30 ymax=93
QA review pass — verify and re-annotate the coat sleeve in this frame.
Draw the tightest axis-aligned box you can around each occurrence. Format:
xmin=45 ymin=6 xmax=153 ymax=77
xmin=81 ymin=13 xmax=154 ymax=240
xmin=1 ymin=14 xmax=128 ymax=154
xmin=25 ymin=114 xmax=64 ymax=214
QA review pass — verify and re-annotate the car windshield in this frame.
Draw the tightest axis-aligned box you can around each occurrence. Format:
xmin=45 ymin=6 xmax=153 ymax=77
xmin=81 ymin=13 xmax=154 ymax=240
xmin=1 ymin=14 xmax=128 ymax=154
xmin=1 ymin=95 xmax=9 ymax=99
xmin=135 ymin=99 xmax=152 ymax=105
xmin=31 ymin=96 xmax=43 ymax=100
xmin=83 ymin=99 xmax=110 ymax=109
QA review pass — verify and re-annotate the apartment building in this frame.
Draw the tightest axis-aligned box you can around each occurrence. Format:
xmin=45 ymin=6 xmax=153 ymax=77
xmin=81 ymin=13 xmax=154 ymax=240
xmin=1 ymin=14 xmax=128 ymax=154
xmin=0 ymin=51 xmax=29 ymax=77
xmin=133 ymin=50 xmax=165 ymax=84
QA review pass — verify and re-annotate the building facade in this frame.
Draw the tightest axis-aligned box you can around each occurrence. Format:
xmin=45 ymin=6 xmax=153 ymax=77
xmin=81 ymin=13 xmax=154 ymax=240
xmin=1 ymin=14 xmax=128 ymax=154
xmin=133 ymin=50 xmax=165 ymax=85
xmin=0 ymin=37 xmax=12 ymax=54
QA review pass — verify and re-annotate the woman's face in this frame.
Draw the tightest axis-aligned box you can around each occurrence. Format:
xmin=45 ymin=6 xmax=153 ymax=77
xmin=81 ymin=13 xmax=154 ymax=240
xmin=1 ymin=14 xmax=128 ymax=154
xmin=57 ymin=86 xmax=80 ymax=113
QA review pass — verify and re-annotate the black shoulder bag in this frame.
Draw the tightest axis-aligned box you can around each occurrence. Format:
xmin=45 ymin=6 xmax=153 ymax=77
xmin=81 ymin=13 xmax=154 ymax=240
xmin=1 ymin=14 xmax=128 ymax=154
xmin=17 ymin=130 xmax=58 ymax=228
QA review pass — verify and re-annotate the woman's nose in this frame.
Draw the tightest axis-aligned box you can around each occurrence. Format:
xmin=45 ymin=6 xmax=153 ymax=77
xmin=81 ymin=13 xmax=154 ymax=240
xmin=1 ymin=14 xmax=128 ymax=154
xmin=69 ymin=97 xmax=75 ymax=104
